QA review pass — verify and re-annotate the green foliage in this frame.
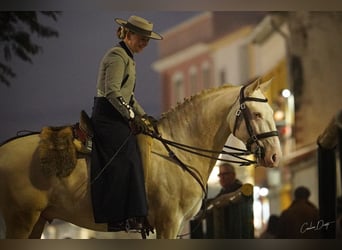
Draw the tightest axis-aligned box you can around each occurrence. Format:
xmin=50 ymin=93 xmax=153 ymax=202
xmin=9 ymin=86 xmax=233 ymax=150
xmin=0 ymin=11 xmax=61 ymax=86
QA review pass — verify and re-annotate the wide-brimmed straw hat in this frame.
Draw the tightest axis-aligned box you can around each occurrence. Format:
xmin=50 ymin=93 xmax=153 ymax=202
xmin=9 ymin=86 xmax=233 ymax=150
xmin=115 ymin=15 xmax=163 ymax=40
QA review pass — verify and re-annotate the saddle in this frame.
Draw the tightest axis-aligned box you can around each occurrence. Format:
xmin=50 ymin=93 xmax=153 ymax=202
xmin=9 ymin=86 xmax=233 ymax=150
xmin=38 ymin=111 xmax=94 ymax=177
xmin=73 ymin=110 xmax=94 ymax=154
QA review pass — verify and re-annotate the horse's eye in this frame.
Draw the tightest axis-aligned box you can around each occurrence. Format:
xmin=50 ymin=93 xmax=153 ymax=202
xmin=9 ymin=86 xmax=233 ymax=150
xmin=254 ymin=112 xmax=262 ymax=119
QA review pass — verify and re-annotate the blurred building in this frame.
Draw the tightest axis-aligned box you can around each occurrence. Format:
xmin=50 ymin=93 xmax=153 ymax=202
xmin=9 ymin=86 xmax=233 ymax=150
xmin=153 ymin=12 xmax=266 ymax=110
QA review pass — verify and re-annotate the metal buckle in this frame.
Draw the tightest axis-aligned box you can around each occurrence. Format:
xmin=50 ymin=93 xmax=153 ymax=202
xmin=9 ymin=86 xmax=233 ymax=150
xmin=235 ymin=109 xmax=241 ymax=117
xmin=240 ymin=103 xmax=246 ymax=110
xmin=252 ymin=135 xmax=258 ymax=142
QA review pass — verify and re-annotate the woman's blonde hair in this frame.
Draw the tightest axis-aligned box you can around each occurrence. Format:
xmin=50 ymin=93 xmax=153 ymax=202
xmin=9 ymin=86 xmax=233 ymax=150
xmin=117 ymin=26 xmax=130 ymax=40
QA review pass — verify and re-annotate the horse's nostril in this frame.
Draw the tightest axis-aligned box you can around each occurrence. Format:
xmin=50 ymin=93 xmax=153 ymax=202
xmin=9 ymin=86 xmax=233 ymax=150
xmin=272 ymin=154 xmax=277 ymax=163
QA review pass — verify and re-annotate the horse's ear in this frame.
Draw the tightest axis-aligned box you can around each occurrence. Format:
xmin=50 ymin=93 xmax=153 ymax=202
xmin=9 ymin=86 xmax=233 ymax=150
xmin=245 ymin=78 xmax=261 ymax=95
xmin=245 ymin=77 xmax=272 ymax=95
xmin=259 ymin=78 xmax=273 ymax=93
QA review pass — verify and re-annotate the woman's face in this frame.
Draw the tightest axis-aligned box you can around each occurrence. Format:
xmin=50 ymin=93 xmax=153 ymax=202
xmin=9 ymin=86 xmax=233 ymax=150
xmin=125 ymin=31 xmax=150 ymax=53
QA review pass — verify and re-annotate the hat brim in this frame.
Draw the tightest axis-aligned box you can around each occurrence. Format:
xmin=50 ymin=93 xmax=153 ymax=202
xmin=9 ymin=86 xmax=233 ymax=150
xmin=115 ymin=18 xmax=163 ymax=40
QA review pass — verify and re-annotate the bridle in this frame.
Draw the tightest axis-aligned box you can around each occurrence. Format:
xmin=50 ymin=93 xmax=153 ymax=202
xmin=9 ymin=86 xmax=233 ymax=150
xmin=232 ymin=85 xmax=279 ymax=160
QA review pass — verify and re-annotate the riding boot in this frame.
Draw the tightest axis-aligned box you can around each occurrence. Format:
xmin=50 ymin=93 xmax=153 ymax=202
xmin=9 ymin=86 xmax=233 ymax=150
xmin=107 ymin=221 xmax=127 ymax=232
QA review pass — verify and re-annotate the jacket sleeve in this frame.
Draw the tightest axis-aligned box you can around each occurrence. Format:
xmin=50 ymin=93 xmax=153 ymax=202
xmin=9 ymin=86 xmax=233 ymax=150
xmin=130 ymin=94 xmax=146 ymax=117
xmin=103 ymin=51 xmax=132 ymax=120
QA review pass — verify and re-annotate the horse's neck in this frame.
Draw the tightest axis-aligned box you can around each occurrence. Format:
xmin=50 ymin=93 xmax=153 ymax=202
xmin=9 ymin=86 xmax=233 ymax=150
xmin=158 ymin=86 xmax=239 ymax=181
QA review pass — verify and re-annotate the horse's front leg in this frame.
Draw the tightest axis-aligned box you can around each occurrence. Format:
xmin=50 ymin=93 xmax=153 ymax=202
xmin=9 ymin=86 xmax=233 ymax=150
xmin=5 ymin=210 xmax=42 ymax=239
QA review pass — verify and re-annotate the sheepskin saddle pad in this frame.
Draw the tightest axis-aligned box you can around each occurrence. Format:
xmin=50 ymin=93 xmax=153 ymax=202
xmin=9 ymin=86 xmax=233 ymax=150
xmin=39 ymin=126 xmax=77 ymax=177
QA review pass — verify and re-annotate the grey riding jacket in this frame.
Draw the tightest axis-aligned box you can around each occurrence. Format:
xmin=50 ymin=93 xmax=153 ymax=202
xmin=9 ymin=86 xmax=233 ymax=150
xmin=96 ymin=42 xmax=145 ymax=120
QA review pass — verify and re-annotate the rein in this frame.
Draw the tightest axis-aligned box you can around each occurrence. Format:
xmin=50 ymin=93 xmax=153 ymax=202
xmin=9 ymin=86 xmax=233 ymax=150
xmin=148 ymin=131 xmax=257 ymax=166
xmin=149 ymin=127 xmax=209 ymax=194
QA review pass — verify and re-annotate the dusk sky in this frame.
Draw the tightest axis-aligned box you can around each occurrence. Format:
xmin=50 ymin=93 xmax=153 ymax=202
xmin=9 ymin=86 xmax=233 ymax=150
xmin=0 ymin=11 xmax=201 ymax=142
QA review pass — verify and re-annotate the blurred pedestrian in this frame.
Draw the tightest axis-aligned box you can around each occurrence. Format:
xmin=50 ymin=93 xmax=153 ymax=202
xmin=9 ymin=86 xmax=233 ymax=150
xmin=277 ymin=186 xmax=320 ymax=238
xmin=215 ymin=163 xmax=243 ymax=197
xmin=259 ymin=214 xmax=280 ymax=239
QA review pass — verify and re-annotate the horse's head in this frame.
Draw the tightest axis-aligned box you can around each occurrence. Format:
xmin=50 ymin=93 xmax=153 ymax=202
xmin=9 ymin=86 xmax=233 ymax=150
xmin=229 ymin=78 xmax=282 ymax=168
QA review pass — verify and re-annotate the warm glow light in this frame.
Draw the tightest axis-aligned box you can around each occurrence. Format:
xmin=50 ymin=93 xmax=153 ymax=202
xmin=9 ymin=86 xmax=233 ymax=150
xmin=274 ymin=110 xmax=285 ymax=121
xmin=259 ymin=187 xmax=269 ymax=197
xmin=253 ymin=186 xmax=260 ymax=199
xmin=281 ymin=89 xmax=291 ymax=98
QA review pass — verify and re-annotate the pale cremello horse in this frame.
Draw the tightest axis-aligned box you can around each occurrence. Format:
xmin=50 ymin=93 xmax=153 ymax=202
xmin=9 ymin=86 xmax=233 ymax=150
xmin=0 ymin=78 xmax=282 ymax=239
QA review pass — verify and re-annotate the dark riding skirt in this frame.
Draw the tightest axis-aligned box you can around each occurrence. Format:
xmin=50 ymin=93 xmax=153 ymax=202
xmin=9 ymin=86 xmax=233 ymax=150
xmin=90 ymin=97 xmax=148 ymax=224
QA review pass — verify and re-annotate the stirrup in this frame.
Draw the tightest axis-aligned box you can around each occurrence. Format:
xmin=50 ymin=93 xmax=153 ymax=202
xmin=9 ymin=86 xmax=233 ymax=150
xmin=141 ymin=217 xmax=154 ymax=238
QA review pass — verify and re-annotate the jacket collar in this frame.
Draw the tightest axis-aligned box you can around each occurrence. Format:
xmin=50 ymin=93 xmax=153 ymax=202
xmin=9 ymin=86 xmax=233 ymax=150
xmin=119 ymin=41 xmax=134 ymax=60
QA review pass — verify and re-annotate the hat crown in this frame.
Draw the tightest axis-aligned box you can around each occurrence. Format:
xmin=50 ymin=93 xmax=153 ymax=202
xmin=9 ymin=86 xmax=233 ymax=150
xmin=115 ymin=15 xmax=163 ymax=40
xmin=128 ymin=15 xmax=153 ymax=32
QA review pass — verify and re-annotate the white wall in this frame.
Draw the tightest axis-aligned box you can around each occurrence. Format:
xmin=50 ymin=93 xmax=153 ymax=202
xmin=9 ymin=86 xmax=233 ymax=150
xmin=251 ymin=24 xmax=288 ymax=77
xmin=212 ymin=37 xmax=249 ymax=86
xmin=292 ymin=164 xmax=319 ymax=207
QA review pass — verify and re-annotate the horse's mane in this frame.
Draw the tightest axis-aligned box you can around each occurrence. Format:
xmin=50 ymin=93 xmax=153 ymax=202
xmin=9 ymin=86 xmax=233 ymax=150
xmin=160 ymin=84 xmax=236 ymax=120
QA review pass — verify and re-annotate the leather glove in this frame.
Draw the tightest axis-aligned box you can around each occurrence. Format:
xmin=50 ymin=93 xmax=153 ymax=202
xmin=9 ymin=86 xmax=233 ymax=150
xmin=143 ymin=114 xmax=158 ymax=127
xmin=129 ymin=115 xmax=150 ymax=135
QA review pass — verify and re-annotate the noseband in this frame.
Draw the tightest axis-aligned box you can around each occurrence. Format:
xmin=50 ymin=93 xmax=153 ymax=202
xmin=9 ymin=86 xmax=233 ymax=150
xmin=233 ymin=85 xmax=279 ymax=159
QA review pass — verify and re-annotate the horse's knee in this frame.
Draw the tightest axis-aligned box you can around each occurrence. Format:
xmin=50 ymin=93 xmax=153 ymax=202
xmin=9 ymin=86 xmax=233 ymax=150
xmin=155 ymin=217 xmax=182 ymax=239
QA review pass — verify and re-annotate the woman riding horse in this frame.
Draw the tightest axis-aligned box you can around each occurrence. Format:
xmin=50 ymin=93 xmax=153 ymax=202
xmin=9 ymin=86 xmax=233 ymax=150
xmin=91 ymin=15 xmax=162 ymax=234
xmin=0 ymin=79 xmax=282 ymax=239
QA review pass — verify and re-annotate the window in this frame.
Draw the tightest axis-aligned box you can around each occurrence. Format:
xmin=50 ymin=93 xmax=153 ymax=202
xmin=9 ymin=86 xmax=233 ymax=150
xmin=202 ymin=62 xmax=211 ymax=89
xmin=189 ymin=66 xmax=198 ymax=95
xmin=219 ymin=69 xmax=226 ymax=85
xmin=172 ymin=73 xmax=184 ymax=105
